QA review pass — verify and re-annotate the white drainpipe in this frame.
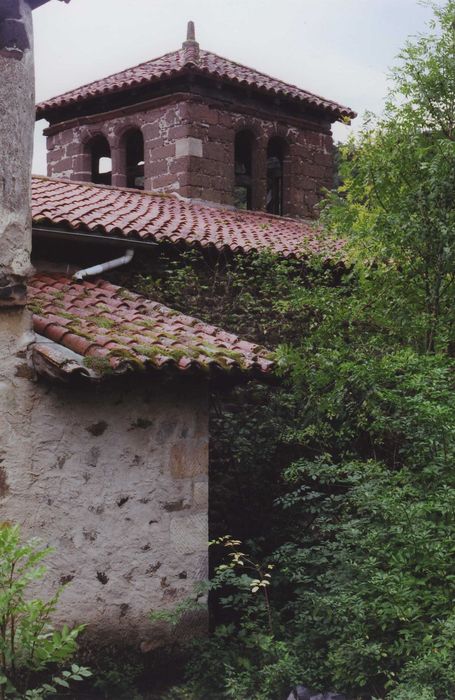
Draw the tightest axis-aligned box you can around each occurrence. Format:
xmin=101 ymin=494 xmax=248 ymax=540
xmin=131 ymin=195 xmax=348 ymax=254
xmin=73 ymin=249 xmax=134 ymax=281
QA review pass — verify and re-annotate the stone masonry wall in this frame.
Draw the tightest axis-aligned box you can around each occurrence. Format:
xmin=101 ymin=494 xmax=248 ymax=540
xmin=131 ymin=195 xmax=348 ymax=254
xmin=45 ymin=96 xmax=334 ymax=219
xmin=0 ymin=375 xmax=209 ymax=648
xmin=0 ymin=4 xmax=38 ymax=640
xmin=0 ymin=0 xmax=34 ymax=302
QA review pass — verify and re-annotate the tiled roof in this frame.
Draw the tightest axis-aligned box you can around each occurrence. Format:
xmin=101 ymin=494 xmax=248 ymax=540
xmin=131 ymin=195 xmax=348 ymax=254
xmin=32 ymin=176 xmax=342 ymax=259
xmin=36 ymin=47 xmax=356 ymax=122
xmin=29 ymin=273 xmax=275 ymax=381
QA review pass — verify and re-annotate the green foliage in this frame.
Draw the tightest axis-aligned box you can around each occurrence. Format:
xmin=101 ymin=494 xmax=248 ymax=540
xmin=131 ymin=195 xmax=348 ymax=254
xmin=149 ymin=596 xmax=206 ymax=629
xmin=0 ymin=524 xmax=90 ymax=699
xmin=273 ymin=351 xmax=455 ymax=697
xmin=130 ymin=247 xmax=309 ymax=347
xmin=183 ymin=539 xmax=301 ymax=700
xmin=320 ymin=0 xmax=455 ymax=353
xmin=92 ymin=658 xmax=142 ymax=700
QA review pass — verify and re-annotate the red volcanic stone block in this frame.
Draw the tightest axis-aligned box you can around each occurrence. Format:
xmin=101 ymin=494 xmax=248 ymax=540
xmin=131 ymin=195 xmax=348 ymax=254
xmin=203 ymin=142 xmax=225 ymax=161
xmin=47 ymin=149 xmax=61 ymax=164
xmin=300 ymin=176 xmax=316 ymax=191
xmin=314 ymin=152 xmax=333 ymax=167
xmin=151 ymin=174 xmax=179 ymax=189
xmin=196 ymin=159 xmax=225 ymax=176
xmin=305 ymin=164 xmax=326 ymax=179
xmin=145 ymin=136 xmax=166 ymax=151
xmin=142 ymin=122 xmax=161 ymax=140
xmin=168 ymin=125 xmax=190 ymax=139
xmin=203 ymin=125 xmax=232 ymax=143
xmin=65 ymin=142 xmax=82 ymax=157
xmin=190 ymin=103 xmax=218 ymax=125
xmin=147 ymin=160 xmax=169 ymax=177
xmin=150 ymin=143 xmax=175 ymax=161
xmin=59 ymin=130 xmax=74 ymax=146
xmin=55 ymin=157 xmax=74 ymax=172
xmin=303 ymin=130 xmax=324 ymax=147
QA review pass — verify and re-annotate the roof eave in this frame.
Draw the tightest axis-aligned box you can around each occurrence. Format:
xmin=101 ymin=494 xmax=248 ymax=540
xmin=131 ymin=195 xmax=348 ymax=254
xmin=32 ymin=339 xmax=276 ymax=385
xmin=36 ymin=63 xmax=356 ymax=123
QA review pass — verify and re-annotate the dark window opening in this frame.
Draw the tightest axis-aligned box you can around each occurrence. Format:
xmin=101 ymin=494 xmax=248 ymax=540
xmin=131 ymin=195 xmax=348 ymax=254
xmin=89 ymin=135 xmax=112 ymax=186
xmin=266 ymin=137 xmax=286 ymax=216
xmin=125 ymin=129 xmax=145 ymax=190
xmin=234 ymin=131 xmax=254 ymax=210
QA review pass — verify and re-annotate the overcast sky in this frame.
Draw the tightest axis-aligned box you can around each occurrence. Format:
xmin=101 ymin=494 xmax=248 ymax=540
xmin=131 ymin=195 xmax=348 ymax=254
xmin=32 ymin=0 xmax=441 ymax=174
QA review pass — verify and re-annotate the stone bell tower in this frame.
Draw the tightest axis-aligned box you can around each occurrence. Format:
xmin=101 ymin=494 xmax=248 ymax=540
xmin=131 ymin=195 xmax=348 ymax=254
xmin=39 ymin=21 xmax=355 ymax=219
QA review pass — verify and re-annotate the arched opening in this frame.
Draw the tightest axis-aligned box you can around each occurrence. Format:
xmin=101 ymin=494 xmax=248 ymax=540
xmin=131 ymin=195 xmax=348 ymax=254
xmin=266 ymin=137 xmax=286 ymax=215
xmin=88 ymin=135 xmax=112 ymax=186
xmin=124 ymin=129 xmax=145 ymax=190
xmin=234 ymin=130 xmax=255 ymax=210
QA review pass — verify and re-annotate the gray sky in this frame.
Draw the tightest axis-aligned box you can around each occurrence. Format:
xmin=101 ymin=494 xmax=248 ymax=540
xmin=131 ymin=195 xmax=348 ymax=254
xmin=33 ymin=0 xmax=440 ymax=174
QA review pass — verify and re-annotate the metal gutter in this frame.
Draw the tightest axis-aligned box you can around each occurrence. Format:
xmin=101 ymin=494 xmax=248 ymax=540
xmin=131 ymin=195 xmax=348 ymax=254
xmin=32 ymin=225 xmax=158 ymax=250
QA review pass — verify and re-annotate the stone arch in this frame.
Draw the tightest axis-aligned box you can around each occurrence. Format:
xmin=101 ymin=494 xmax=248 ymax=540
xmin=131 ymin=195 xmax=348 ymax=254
xmin=84 ymin=132 xmax=112 ymax=186
xmin=122 ymin=127 xmax=145 ymax=190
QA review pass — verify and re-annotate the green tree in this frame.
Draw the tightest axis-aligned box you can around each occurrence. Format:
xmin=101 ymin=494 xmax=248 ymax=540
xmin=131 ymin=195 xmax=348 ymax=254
xmin=321 ymin=0 xmax=455 ymax=353
xmin=0 ymin=524 xmax=91 ymax=699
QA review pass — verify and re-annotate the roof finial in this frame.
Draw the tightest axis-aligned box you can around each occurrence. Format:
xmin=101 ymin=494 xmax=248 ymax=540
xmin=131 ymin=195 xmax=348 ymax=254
xmin=182 ymin=20 xmax=200 ymax=65
xmin=186 ymin=20 xmax=196 ymax=43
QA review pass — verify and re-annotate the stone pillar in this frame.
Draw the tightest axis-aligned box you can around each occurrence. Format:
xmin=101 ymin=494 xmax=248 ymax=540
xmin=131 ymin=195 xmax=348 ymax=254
xmin=0 ymin=0 xmax=34 ymax=303
xmin=0 ymin=0 xmax=35 ymax=514
xmin=111 ymin=142 xmax=127 ymax=188
xmin=253 ymin=135 xmax=268 ymax=212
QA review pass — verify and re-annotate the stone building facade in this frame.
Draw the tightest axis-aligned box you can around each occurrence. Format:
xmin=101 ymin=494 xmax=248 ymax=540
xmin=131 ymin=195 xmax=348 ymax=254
xmin=2 ymin=375 xmax=209 ymax=645
xmin=38 ymin=23 xmax=355 ymax=220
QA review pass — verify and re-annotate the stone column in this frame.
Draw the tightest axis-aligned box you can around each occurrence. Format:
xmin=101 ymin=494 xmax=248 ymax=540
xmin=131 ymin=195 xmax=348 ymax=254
xmin=0 ymin=0 xmax=34 ymax=303
xmin=0 ymin=0 xmax=35 ymax=507
xmin=111 ymin=142 xmax=127 ymax=188
xmin=253 ymin=135 xmax=268 ymax=212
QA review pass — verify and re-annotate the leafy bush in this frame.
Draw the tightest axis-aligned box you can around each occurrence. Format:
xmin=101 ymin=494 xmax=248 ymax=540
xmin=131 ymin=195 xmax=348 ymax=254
xmin=182 ymin=539 xmax=301 ymax=700
xmin=92 ymin=656 xmax=142 ymax=700
xmin=272 ymin=350 xmax=455 ymax=697
xmin=0 ymin=524 xmax=91 ymax=699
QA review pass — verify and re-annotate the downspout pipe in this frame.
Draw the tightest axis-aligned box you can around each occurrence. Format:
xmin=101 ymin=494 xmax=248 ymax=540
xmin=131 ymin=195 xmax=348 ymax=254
xmin=73 ymin=248 xmax=134 ymax=281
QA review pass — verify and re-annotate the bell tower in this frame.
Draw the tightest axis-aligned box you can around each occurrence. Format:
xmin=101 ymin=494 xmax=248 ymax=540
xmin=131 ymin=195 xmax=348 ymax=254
xmin=38 ymin=22 xmax=355 ymax=219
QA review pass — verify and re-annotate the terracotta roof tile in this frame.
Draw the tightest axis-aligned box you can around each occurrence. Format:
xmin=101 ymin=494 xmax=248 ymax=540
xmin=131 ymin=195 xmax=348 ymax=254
xmin=36 ymin=48 xmax=355 ymax=122
xmin=32 ymin=176 xmax=342 ymax=259
xmin=29 ymin=273 xmax=275 ymax=381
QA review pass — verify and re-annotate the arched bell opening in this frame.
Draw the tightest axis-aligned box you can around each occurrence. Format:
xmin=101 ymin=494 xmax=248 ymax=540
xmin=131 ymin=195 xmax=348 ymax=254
xmin=234 ymin=130 xmax=255 ymax=210
xmin=88 ymin=135 xmax=112 ymax=186
xmin=124 ymin=128 xmax=145 ymax=190
xmin=266 ymin=136 xmax=287 ymax=216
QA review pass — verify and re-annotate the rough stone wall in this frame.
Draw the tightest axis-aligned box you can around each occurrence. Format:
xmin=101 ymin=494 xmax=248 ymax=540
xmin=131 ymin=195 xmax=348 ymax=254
xmin=0 ymin=3 xmax=37 ymax=619
xmin=182 ymin=100 xmax=334 ymax=218
xmin=46 ymin=100 xmax=196 ymax=194
xmin=46 ymin=96 xmax=333 ymax=219
xmin=0 ymin=375 xmax=209 ymax=647
xmin=0 ymin=0 xmax=34 ymax=303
